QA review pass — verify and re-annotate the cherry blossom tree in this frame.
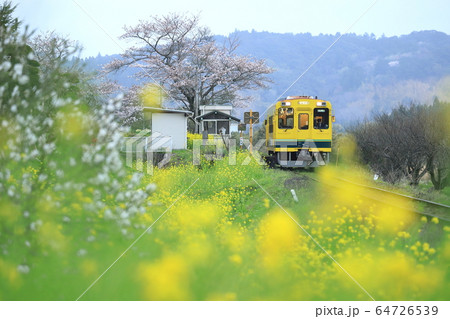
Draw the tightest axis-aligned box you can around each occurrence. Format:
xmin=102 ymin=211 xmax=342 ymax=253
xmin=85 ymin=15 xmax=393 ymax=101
xmin=104 ymin=13 xmax=274 ymax=131
xmin=29 ymin=31 xmax=82 ymax=77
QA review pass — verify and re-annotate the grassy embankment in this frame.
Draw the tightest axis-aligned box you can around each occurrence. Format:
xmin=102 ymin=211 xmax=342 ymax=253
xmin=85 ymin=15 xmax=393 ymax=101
xmin=2 ymin=145 xmax=449 ymax=300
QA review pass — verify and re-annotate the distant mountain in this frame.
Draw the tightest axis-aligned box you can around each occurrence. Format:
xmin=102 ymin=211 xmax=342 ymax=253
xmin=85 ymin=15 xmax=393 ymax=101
xmin=83 ymin=30 xmax=450 ymax=124
xmin=83 ymin=53 xmax=139 ymax=88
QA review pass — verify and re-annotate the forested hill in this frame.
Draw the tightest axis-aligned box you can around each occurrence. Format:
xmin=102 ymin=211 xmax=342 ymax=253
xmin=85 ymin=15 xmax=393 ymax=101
xmin=84 ymin=30 xmax=450 ymax=122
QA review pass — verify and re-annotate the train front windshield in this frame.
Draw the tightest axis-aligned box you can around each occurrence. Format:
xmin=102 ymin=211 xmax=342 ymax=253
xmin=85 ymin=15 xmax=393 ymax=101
xmin=313 ymin=108 xmax=329 ymax=129
xmin=278 ymin=107 xmax=294 ymax=129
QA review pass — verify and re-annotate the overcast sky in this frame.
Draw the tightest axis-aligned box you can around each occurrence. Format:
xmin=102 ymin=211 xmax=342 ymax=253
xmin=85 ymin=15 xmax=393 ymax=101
xmin=12 ymin=0 xmax=450 ymax=57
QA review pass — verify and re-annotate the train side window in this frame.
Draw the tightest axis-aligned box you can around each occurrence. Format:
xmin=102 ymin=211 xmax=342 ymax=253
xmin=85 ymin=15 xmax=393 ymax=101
xmin=299 ymin=113 xmax=309 ymax=130
xmin=269 ymin=116 xmax=273 ymax=133
xmin=278 ymin=107 xmax=294 ymax=129
xmin=313 ymin=108 xmax=329 ymax=129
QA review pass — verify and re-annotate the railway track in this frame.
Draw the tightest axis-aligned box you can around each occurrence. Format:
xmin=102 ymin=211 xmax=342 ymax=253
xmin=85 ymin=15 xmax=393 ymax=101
xmin=303 ymin=174 xmax=450 ymax=222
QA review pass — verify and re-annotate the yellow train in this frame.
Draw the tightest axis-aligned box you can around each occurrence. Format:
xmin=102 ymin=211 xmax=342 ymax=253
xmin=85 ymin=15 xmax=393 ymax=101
xmin=264 ymin=96 xmax=334 ymax=168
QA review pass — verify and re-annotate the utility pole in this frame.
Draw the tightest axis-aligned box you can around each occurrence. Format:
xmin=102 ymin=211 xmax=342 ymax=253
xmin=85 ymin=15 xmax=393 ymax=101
xmin=240 ymin=129 xmax=243 ymax=150
xmin=249 ymin=109 xmax=253 ymax=153
xmin=194 ymin=88 xmax=200 ymax=133
xmin=159 ymin=83 xmax=163 ymax=107
xmin=194 ymin=71 xmax=201 ymax=134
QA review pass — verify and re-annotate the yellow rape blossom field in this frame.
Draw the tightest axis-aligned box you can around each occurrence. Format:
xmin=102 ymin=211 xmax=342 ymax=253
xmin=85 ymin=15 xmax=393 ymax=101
xmin=1 ymin=150 xmax=449 ymax=301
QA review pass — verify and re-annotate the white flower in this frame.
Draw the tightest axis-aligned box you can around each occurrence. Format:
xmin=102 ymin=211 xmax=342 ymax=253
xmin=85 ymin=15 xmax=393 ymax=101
xmin=9 ymin=152 xmax=20 ymax=161
xmin=17 ymin=264 xmax=30 ymax=274
xmin=13 ymin=63 xmax=23 ymax=76
xmin=22 ymin=182 xmax=31 ymax=194
xmin=30 ymin=220 xmax=42 ymax=231
xmin=145 ymin=183 xmax=157 ymax=193
xmin=130 ymin=173 xmax=141 ymax=185
xmin=60 ymin=216 xmax=70 ymax=223
xmin=11 ymin=86 xmax=19 ymax=97
xmin=0 ymin=61 xmax=12 ymax=71
xmin=77 ymin=249 xmax=87 ymax=257
xmin=103 ymin=209 xmax=113 ymax=219
xmin=26 ymin=132 xmax=37 ymax=144
xmin=98 ymin=128 xmax=107 ymax=137
xmin=43 ymin=118 xmax=54 ymax=127
xmin=96 ymin=173 xmax=109 ymax=184
xmin=52 ymin=97 xmax=66 ymax=107
xmin=43 ymin=143 xmax=55 ymax=154
xmin=30 ymin=149 xmax=39 ymax=157
xmin=18 ymin=75 xmax=29 ymax=85
xmin=94 ymin=154 xmax=104 ymax=163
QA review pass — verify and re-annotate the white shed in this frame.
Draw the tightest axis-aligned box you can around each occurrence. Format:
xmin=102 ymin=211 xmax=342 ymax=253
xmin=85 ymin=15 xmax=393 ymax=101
xmin=143 ymin=107 xmax=193 ymax=150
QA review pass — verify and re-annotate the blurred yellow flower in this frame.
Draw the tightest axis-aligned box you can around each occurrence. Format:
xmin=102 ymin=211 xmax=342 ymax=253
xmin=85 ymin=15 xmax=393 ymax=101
xmin=229 ymin=254 xmax=243 ymax=265
xmin=0 ymin=259 xmax=20 ymax=286
xmin=140 ymin=83 xmax=165 ymax=107
xmin=139 ymin=254 xmax=191 ymax=300
xmin=80 ymin=259 xmax=98 ymax=278
xmin=207 ymin=292 xmax=237 ymax=301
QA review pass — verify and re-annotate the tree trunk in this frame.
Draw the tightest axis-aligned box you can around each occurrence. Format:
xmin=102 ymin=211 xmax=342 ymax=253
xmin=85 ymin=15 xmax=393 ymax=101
xmin=194 ymin=106 xmax=199 ymax=133
xmin=427 ymin=155 xmax=447 ymax=190
xmin=194 ymin=91 xmax=200 ymax=133
xmin=429 ymin=167 xmax=442 ymax=190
